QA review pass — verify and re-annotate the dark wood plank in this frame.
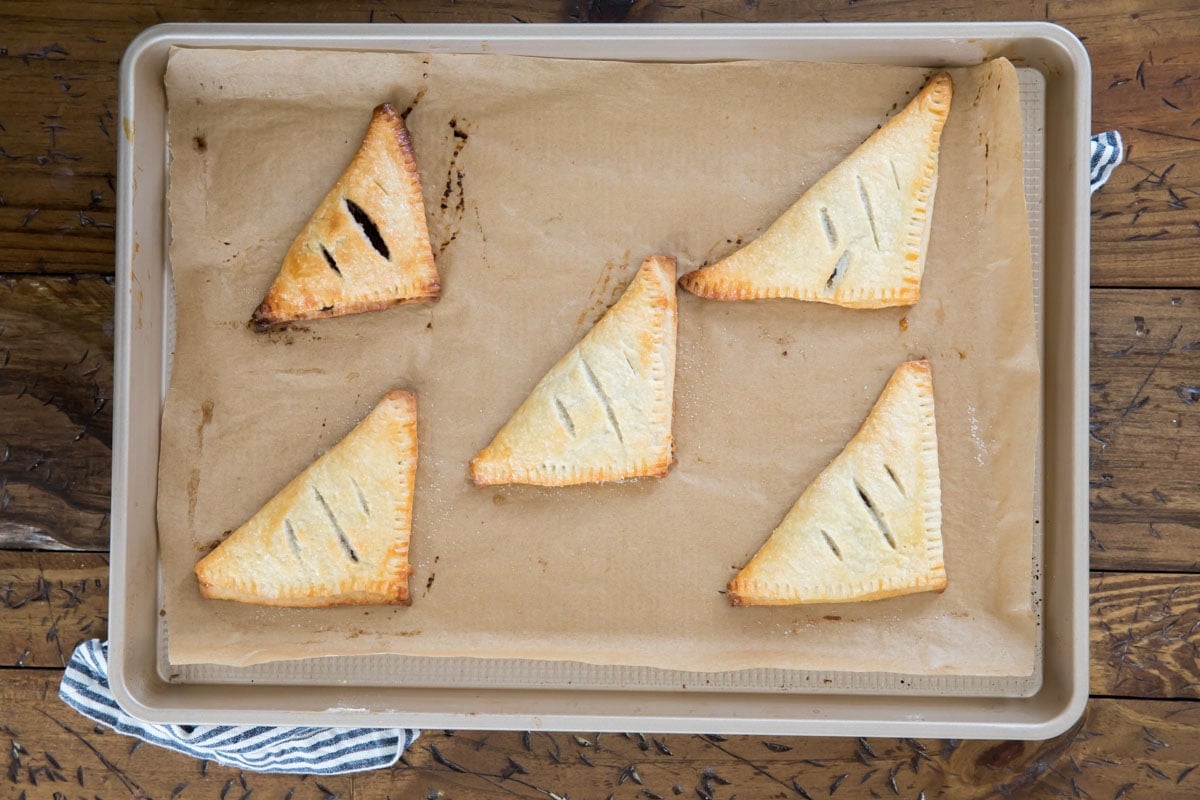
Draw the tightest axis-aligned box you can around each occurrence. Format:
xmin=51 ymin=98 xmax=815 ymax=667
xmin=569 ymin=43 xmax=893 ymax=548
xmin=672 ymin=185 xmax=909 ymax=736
xmin=1089 ymin=289 xmax=1200 ymax=572
xmin=1 ymin=667 xmax=1198 ymax=800
xmin=1091 ymin=84 xmax=1200 ymax=287
xmin=1042 ymin=1 xmax=1200 ymax=287
xmin=1092 ymin=571 xmax=1200 ymax=702
xmin=364 ymin=702 xmax=1200 ymax=799
xmin=0 ymin=276 xmax=112 ymax=551
xmin=0 ymin=45 xmax=120 ymax=274
xmin=0 ymin=0 xmax=1197 ymax=285
xmin=0 ymin=551 xmax=107 ymax=668
xmin=0 ymin=667 xmax=351 ymax=797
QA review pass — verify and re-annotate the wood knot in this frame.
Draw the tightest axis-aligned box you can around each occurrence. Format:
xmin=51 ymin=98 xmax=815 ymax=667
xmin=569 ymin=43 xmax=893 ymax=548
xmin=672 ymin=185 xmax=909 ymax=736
xmin=978 ymin=740 xmax=1025 ymax=770
xmin=578 ymin=0 xmax=637 ymax=22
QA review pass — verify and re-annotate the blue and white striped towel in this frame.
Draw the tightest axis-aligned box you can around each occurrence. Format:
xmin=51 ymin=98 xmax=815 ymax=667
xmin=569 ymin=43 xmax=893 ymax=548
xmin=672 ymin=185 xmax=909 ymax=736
xmin=1091 ymin=131 xmax=1124 ymax=193
xmin=59 ymin=640 xmax=417 ymax=775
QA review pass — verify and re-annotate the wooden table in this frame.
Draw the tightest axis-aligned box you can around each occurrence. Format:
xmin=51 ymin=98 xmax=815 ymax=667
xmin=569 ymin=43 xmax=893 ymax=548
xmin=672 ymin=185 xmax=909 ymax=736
xmin=2 ymin=1 xmax=1198 ymax=796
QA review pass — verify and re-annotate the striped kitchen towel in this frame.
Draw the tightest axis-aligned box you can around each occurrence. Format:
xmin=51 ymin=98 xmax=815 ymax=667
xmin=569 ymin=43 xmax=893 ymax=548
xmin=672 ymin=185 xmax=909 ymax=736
xmin=1091 ymin=131 xmax=1124 ymax=193
xmin=59 ymin=640 xmax=418 ymax=775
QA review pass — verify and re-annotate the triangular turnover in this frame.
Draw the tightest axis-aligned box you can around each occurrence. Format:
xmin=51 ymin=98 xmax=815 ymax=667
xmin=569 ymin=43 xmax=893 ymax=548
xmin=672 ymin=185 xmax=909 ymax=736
xmin=470 ymin=256 xmax=678 ymax=487
xmin=728 ymin=361 xmax=944 ymax=606
xmin=195 ymin=390 xmax=419 ymax=606
xmin=680 ymin=73 xmax=952 ymax=309
xmin=252 ymin=103 xmax=440 ymax=329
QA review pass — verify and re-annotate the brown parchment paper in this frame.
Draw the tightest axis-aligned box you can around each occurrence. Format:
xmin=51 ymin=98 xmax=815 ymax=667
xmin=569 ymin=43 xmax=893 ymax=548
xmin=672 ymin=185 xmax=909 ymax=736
xmin=161 ymin=48 xmax=1038 ymax=676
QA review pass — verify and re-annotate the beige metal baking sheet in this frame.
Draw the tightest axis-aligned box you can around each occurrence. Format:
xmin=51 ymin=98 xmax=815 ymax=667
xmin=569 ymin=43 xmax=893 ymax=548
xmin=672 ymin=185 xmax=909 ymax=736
xmin=108 ymin=23 xmax=1092 ymax=738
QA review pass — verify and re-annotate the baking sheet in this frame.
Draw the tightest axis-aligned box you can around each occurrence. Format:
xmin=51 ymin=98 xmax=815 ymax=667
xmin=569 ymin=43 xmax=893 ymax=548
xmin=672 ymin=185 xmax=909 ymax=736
xmin=160 ymin=49 xmax=1038 ymax=676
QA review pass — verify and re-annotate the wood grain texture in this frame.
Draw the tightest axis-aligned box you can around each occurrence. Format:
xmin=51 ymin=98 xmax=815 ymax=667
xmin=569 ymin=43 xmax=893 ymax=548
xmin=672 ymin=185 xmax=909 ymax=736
xmin=1089 ymin=289 xmax=1200 ymax=572
xmin=0 ymin=0 xmax=1196 ymax=285
xmin=0 ymin=277 xmax=112 ymax=551
xmin=376 ymin=704 xmax=1200 ymax=799
xmin=1086 ymin=1 xmax=1200 ymax=289
xmin=2 ymin=672 xmax=1200 ymax=800
xmin=1092 ymin=571 xmax=1200 ymax=701
xmin=0 ymin=551 xmax=107 ymax=668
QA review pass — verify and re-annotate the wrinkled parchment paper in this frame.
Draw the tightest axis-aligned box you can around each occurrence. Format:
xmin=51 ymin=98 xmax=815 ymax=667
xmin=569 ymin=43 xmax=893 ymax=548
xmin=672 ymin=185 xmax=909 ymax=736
xmin=161 ymin=49 xmax=1038 ymax=676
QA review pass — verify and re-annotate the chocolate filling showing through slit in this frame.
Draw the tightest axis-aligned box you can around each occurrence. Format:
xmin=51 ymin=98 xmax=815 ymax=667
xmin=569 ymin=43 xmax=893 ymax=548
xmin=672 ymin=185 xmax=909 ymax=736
xmin=820 ymin=530 xmax=843 ymax=560
xmin=345 ymin=198 xmax=391 ymax=261
xmin=580 ymin=357 xmax=623 ymax=444
xmin=351 ymin=477 xmax=370 ymax=516
xmin=855 ymin=480 xmax=896 ymax=550
xmin=827 ymin=250 xmax=851 ymax=290
xmin=321 ymin=245 xmax=341 ymax=276
xmin=820 ymin=207 xmax=838 ymax=248
xmin=284 ymin=519 xmax=301 ymax=558
xmin=856 ymin=176 xmax=881 ymax=251
xmin=314 ymin=486 xmax=359 ymax=562
xmin=554 ymin=397 xmax=577 ymax=438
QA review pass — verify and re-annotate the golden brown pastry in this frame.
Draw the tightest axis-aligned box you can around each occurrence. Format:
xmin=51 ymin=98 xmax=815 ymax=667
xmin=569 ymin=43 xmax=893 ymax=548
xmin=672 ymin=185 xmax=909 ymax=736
xmin=470 ymin=256 xmax=678 ymax=487
xmin=680 ymin=73 xmax=952 ymax=309
xmin=195 ymin=390 xmax=418 ymax=606
xmin=252 ymin=104 xmax=440 ymax=329
xmin=728 ymin=361 xmax=944 ymax=606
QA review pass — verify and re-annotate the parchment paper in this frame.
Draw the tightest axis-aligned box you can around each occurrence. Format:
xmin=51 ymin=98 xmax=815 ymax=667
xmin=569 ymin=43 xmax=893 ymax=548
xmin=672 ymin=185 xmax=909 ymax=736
xmin=161 ymin=49 xmax=1038 ymax=676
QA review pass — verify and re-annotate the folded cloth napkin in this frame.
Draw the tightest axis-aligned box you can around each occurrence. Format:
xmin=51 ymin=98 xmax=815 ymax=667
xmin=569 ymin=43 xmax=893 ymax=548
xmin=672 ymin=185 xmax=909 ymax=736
xmin=59 ymin=640 xmax=418 ymax=775
xmin=1091 ymin=131 xmax=1124 ymax=193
